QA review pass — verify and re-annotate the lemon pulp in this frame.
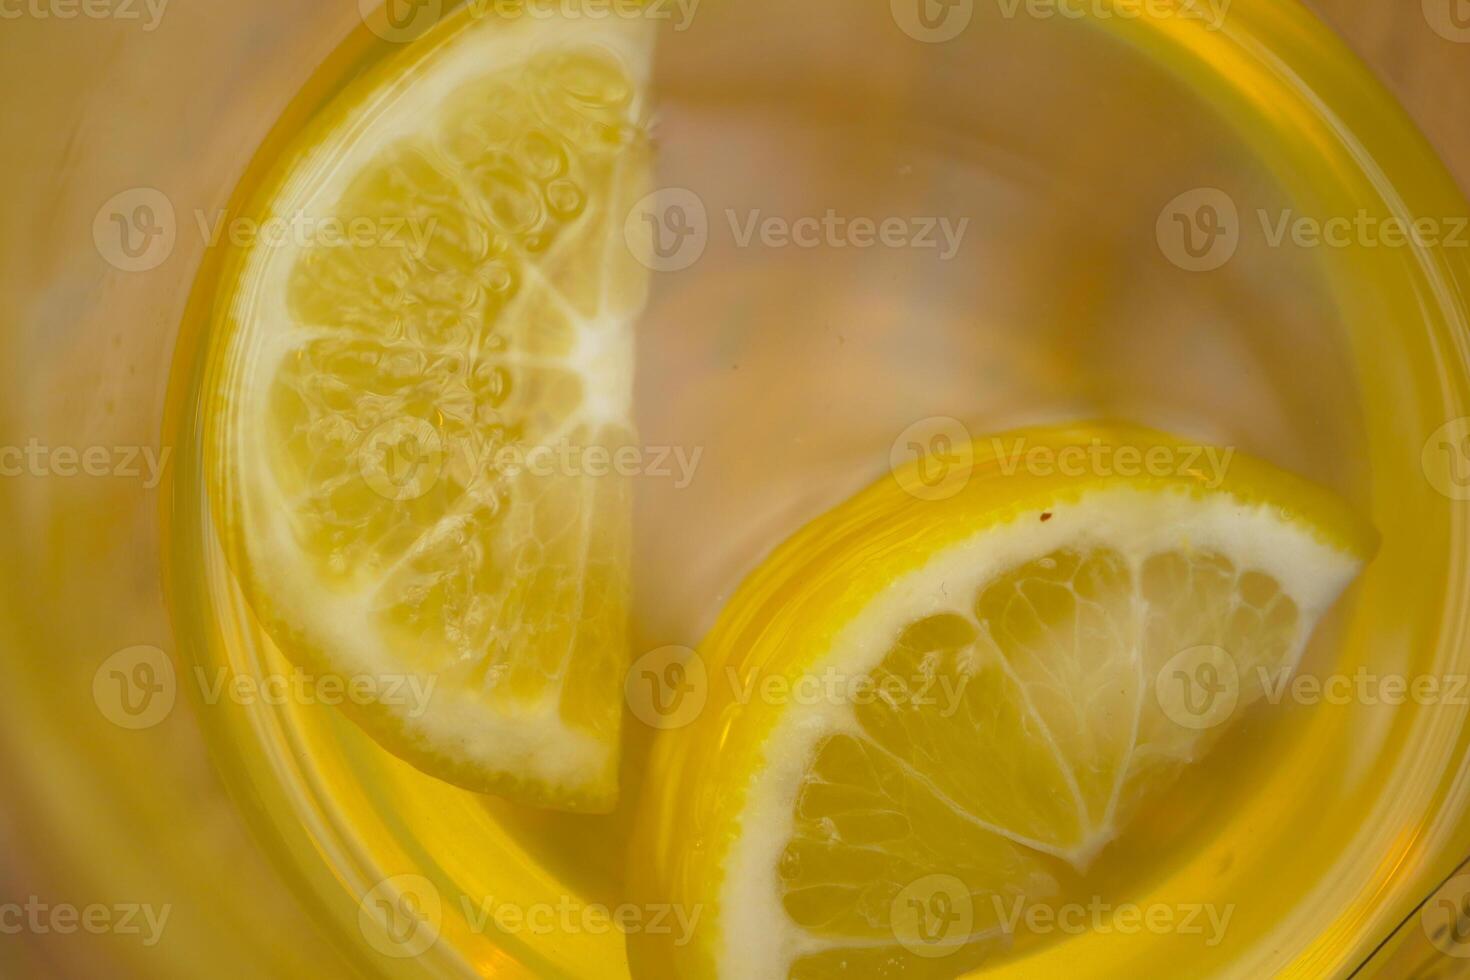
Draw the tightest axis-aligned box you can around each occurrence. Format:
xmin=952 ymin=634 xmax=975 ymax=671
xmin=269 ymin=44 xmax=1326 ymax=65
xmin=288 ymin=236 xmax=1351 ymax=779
xmin=631 ymin=423 xmax=1374 ymax=977
xmin=209 ymin=12 xmax=653 ymax=811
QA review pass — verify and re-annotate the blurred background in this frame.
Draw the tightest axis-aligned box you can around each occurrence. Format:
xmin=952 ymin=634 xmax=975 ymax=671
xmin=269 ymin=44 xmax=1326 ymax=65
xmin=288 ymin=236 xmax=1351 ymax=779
xmin=1 ymin=1 xmax=1468 ymax=977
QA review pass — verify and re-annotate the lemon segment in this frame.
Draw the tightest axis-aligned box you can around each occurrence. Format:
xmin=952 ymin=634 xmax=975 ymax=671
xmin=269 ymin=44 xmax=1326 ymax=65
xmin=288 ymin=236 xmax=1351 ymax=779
xmin=631 ymin=423 xmax=1375 ymax=976
xmin=209 ymin=11 xmax=653 ymax=811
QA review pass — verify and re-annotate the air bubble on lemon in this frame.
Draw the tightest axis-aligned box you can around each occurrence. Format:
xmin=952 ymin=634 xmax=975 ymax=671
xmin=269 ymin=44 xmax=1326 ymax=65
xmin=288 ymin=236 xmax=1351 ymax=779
xmin=630 ymin=423 xmax=1375 ymax=978
xmin=208 ymin=9 xmax=654 ymax=811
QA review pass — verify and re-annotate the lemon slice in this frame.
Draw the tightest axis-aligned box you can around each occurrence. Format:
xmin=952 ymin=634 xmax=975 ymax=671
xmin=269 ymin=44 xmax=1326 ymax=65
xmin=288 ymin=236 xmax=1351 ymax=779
xmin=206 ymin=11 xmax=653 ymax=811
xmin=630 ymin=423 xmax=1375 ymax=976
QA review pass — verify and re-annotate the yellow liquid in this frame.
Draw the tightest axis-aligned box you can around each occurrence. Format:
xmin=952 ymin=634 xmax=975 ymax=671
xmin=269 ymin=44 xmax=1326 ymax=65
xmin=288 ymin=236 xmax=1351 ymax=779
xmin=139 ymin=1 xmax=1470 ymax=977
